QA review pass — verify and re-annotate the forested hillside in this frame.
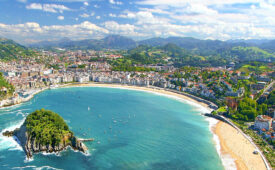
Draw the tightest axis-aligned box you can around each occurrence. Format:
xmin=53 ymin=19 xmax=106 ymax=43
xmin=0 ymin=72 xmax=14 ymax=100
xmin=0 ymin=38 xmax=37 ymax=61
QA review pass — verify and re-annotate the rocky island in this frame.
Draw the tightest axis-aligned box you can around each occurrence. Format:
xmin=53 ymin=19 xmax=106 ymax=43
xmin=2 ymin=109 xmax=88 ymax=158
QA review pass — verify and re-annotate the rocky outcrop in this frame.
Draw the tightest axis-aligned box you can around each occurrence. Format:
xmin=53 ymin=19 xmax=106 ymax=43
xmin=3 ymin=124 xmax=88 ymax=158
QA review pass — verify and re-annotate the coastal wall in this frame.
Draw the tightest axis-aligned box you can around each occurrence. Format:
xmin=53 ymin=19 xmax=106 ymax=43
xmin=164 ymin=88 xmax=218 ymax=110
xmin=204 ymin=113 xmax=235 ymax=126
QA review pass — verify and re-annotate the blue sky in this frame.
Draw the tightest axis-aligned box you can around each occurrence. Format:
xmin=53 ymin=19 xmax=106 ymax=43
xmin=0 ymin=0 xmax=274 ymax=44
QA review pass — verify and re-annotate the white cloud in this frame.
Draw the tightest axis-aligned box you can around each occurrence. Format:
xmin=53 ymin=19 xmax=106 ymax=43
xmin=184 ymin=3 xmax=218 ymax=15
xmin=26 ymin=3 xmax=42 ymax=10
xmin=3 ymin=0 xmax=275 ymax=42
xmin=80 ymin=12 xmax=95 ymax=18
xmin=136 ymin=0 xmax=264 ymax=7
xmin=109 ymin=0 xmax=123 ymax=5
xmin=26 ymin=3 xmax=70 ymax=13
xmin=51 ymin=0 xmax=89 ymax=2
xmin=0 ymin=21 xmax=109 ymax=44
xmin=120 ymin=11 xmax=170 ymax=25
xmin=57 ymin=16 xmax=64 ymax=20
xmin=103 ymin=21 xmax=144 ymax=37
xmin=83 ymin=2 xmax=89 ymax=6
xmin=80 ymin=13 xmax=90 ymax=18
xmin=109 ymin=13 xmax=116 ymax=17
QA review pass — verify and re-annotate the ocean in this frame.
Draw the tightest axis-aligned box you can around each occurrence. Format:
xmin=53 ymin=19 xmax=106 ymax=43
xmin=0 ymin=87 xmax=224 ymax=170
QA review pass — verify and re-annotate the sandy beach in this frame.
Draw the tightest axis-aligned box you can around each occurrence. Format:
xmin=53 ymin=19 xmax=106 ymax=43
xmin=1 ymin=82 xmax=268 ymax=170
xmin=214 ymin=121 xmax=267 ymax=170
xmin=63 ymin=83 xmax=212 ymax=111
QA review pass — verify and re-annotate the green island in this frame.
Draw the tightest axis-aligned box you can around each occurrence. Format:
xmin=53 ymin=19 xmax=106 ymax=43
xmin=3 ymin=109 xmax=89 ymax=158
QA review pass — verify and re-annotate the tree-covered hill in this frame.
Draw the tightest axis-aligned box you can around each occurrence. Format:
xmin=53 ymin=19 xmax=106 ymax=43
xmin=0 ymin=72 xmax=14 ymax=100
xmin=0 ymin=38 xmax=37 ymax=61
xmin=25 ymin=109 xmax=72 ymax=146
xmin=228 ymin=46 xmax=275 ymax=61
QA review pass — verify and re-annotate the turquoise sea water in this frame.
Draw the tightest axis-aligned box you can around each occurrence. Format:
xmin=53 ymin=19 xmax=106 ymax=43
xmin=0 ymin=87 xmax=224 ymax=170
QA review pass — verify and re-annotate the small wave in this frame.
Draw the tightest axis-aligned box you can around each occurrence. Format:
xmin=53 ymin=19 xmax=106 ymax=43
xmin=64 ymin=119 xmax=71 ymax=124
xmin=68 ymin=146 xmax=91 ymax=157
xmin=0 ymin=118 xmax=25 ymax=152
xmin=41 ymin=151 xmax=61 ymax=157
xmin=204 ymin=117 xmax=237 ymax=170
xmin=24 ymin=157 xmax=34 ymax=163
xmin=12 ymin=165 xmax=62 ymax=170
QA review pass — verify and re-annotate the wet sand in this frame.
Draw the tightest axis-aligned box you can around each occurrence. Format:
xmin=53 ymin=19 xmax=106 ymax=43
xmin=214 ymin=121 xmax=266 ymax=170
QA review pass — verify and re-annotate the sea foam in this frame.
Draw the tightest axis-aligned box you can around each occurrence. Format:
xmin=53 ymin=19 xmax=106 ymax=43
xmin=205 ymin=117 xmax=237 ymax=170
xmin=0 ymin=118 xmax=25 ymax=152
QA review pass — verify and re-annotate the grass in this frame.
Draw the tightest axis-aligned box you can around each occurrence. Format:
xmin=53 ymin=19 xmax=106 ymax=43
xmin=239 ymin=64 xmax=271 ymax=74
xmin=217 ymin=106 xmax=227 ymax=113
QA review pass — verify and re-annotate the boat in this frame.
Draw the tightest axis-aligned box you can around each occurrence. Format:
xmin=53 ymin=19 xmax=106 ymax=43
xmin=88 ymin=106 xmax=90 ymax=111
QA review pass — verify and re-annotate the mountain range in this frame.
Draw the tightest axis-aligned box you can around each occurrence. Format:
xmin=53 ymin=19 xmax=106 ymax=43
xmin=0 ymin=35 xmax=274 ymax=62
xmin=29 ymin=35 xmax=275 ymax=53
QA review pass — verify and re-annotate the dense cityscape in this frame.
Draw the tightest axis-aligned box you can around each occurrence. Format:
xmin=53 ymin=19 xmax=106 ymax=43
xmin=0 ymin=36 xmax=274 ymax=167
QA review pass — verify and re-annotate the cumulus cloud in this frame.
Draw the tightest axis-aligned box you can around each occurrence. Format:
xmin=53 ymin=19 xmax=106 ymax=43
xmin=109 ymin=13 xmax=117 ymax=17
xmin=26 ymin=3 xmax=70 ymax=13
xmin=83 ymin=2 xmax=89 ymax=6
xmin=103 ymin=21 xmax=146 ymax=37
xmin=0 ymin=21 xmax=109 ymax=44
xmin=136 ymin=0 xmax=265 ymax=7
xmin=80 ymin=13 xmax=90 ymax=18
xmin=57 ymin=16 xmax=64 ymax=20
xmin=79 ymin=12 xmax=95 ymax=18
xmin=109 ymin=0 xmax=123 ymax=5
xmin=3 ymin=0 xmax=275 ymax=42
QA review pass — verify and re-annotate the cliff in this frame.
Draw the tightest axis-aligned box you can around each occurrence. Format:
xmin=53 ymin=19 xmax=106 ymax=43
xmin=2 ymin=109 xmax=88 ymax=158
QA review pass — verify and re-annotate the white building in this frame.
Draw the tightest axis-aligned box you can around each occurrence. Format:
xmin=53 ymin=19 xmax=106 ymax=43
xmin=254 ymin=115 xmax=273 ymax=130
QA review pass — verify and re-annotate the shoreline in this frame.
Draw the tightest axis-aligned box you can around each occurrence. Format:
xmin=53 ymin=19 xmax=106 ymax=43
xmin=214 ymin=121 xmax=267 ymax=170
xmin=0 ymin=82 xmax=267 ymax=170
xmin=62 ymin=82 xmax=216 ymax=111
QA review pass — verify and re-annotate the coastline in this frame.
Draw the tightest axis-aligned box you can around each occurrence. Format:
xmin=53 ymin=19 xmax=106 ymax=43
xmin=62 ymin=83 xmax=214 ymax=111
xmin=214 ymin=121 xmax=267 ymax=170
xmin=0 ymin=82 xmax=267 ymax=170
